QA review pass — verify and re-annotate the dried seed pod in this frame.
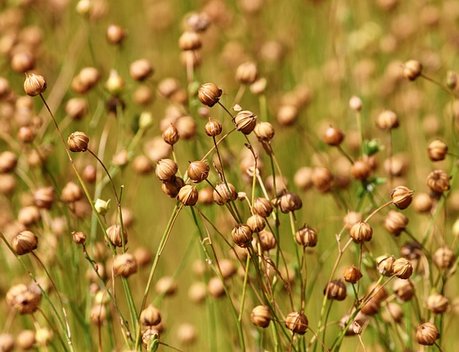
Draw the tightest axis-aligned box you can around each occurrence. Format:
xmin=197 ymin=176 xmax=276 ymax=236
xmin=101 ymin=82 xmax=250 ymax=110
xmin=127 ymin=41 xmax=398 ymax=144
xmin=252 ymin=197 xmax=273 ymax=218
xmin=377 ymin=255 xmax=395 ymax=276
xmin=155 ymin=159 xmax=178 ymax=181
xmin=236 ymin=61 xmax=258 ymax=84
xmin=106 ymin=224 xmax=128 ymax=247
xmin=416 ymin=322 xmax=439 ymax=346
xmin=198 ymin=186 xmax=213 ymax=205
xmin=90 ymin=304 xmax=107 ymax=325
xmin=391 ymin=186 xmax=413 ymax=209
xmin=427 ymin=293 xmax=449 ymax=314
xmin=278 ymin=192 xmax=302 ymax=213
xmin=198 ymin=83 xmax=222 ymax=107
xmin=129 ymin=59 xmax=153 ymax=81
xmin=295 ymin=225 xmax=318 ymax=247
xmin=177 ymin=323 xmax=197 ymax=345
xmin=254 ymin=121 xmax=275 ymax=141
xmin=343 ymin=211 xmax=362 ymax=230
xmin=324 ymin=279 xmax=347 ymax=301
xmin=35 ymin=327 xmax=52 ymax=347
xmin=133 ymin=155 xmax=153 ymax=175
xmin=339 ymin=313 xmax=365 ymax=336
xmin=205 ymin=119 xmax=223 ymax=136
xmin=384 ymin=210 xmax=408 ymax=236
xmin=12 ymin=231 xmax=38 ymax=255
xmin=0 ymin=333 xmax=14 ymax=352
xmin=250 ymin=305 xmax=271 ymax=328
xmin=323 ymin=126 xmax=345 ymax=146
xmin=179 ymin=31 xmax=201 ymax=51
xmin=207 ymin=277 xmax=225 ymax=298
xmin=428 ymin=140 xmax=448 ymax=161
xmin=161 ymin=176 xmax=185 ymax=198
xmin=67 ymin=131 xmax=89 ymax=152
xmin=16 ymin=330 xmax=35 ymax=350
xmin=433 ymin=246 xmax=455 ymax=269
xmin=360 ymin=296 xmax=381 ymax=316
xmin=23 ymin=73 xmax=46 ymax=96
xmin=343 ymin=265 xmax=362 ymax=284
xmin=393 ymin=258 xmax=413 ymax=279
xmin=351 ymin=159 xmax=371 ymax=180
xmin=349 ymin=221 xmax=372 ymax=243
xmin=246 ymin=214 xmax=265 ymax=232
xmin=155 ymin=276 xmax=178 ymax=296
xmin=234 ymin=110 xmax=257 ymax=134
xmin=349 ymin=96 xmax=362 ymax=111
xmin=162 ymin=124 xmax=179 ymax=145
xmin=78 ymin=67 xmax=100 ymax=91
xmin=65 ymin=98 xmax=88 ymax=120
xmin=113 ymin=253 xmax=137 ymax=278
xmin=106 ymin=24 xmax=126 ymax=45
xmin=393 ymin=278 xmax=415 ymax=301
xmin=403 ymin=60 xmax=422 ymax=81
xmin=188 ymin=282 xmax=207 ymax=303
xmin=34 ymin=186 xmax=55 ymax=209
xmin=312 ymin=167 xmax=333 ymax=193
xmin=412 ymin=193 xmax=433 ymax=213
xmin=285 ymin=312 xmax=308 ymax=335
xmin=6 ymin=283 xmax=41 ymax=314
xmin=177 ymin=185 xmax=198 ymax=206
xmin=446 ymin=71 xmax=457 ymax=89
xmin=258 ymin=230 xmax=276 ymax=251
xmin=72 ymin=231 xmax=86 ymax=245
xmin=276 ymin=104 xmax=298 ymax=126
xmin=213 ymin=182 xmax=237 ymax=205
xmin=400 ymin=241 xmax=422 ymax=260
xmin=0 ymin=151 xmax=17 ymax=173
xmin=176 ymin=115 xmax=196 ymax=140
xmin=232 ymin=224 xmax=253 ymax=248
xmin=61 ymin=182 xmax=83 ymax=203
xmin=427 ymin=170 xmax=450 ymax=194
xmin=294 ymin=167 xmax=313 ymax=191
xmin=187 ymin=160 xmax=210 ymax=183
xmin=376 ymin=110 xmax=399 ymax=130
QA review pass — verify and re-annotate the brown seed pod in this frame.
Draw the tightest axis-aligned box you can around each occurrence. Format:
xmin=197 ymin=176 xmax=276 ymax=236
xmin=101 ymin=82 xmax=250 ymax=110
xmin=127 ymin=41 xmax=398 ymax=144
xmin=67 ymin=131 xmax=89 ymax=152
xmin=162 ymin=124 xmax=179 ymax=145
xmin=198 ymin=83 xmax=222 ymax=107
xmin=177 ymin=184 xmax=198 ymax=206
xmin=278 ymin=192 xmax=302 ymax=213
xmin=343 ymin=265 xmax=362 ymax=284
xmin=133 ymin=155 xmax=153 ymax=175
xmin=427 ymin=170 xmax=450 ymax=194
xmin=236 ymin=61 xmax=258 ymax=84
xmin=129 ymin=59 xmax=154 ymax=81
xmin=393 ymin=258 xmax=413 ymax=279
xmin=285 ymin=311 xmax=308 ymax=335
xmin=234 ymin=110 xmax=257 ymax=135
xmin=433 ymin=246 xmax=455 ymax=269
xmin=217 ymin=259 xmax=237 ymax=279
xmin=61 ymin=182 xmax=83 ymax=203
xmin=416 ymin=322 xmax=439 ymax=346
xmin=403 ymin=60 xmax=422 ymax=81
xmin=78 ymin=67 xmax=100 ymax=91
xmin=360 ymin=296 xmax=381 ymax=316
xmin=0 ymin=151 xmax=17 ymax=173
xmin=412 ymin=193 xmax=433 ymax=213
xmin=324 ymin=279 xmax=347 ymax=301
xmin=258 ymin=230 xmax=277 ymax=251
xmin=187 ymin=160 xmax=210 ymax=183
xmin=155 ymin=276 xmax=178 ymax=296
xmin=312 ymin=167 xmax=333 ymax=193
xmin=382 ymin=302 xmax=404 ymax=324
xmin=427 ymin=140 xmax=448 ymax=162
xmin=198 ymin=186 xmax=213 ymax=205
xmin=6 ymin=283 xmax=41 ymax=314
xmin=133 ymin=85 xmax=153 ymax=106
xmin=179 ymin=31 xmax=202 ymax=51
xmin=427 ymin=293 xmax=449 ymax=314
xmin=393 ymin=278 xmax=415 ymax=301
xmin=232 ymin=224 xmax=253 ymax=248
xmin=17 ymin=126 xmax=36 ymax=144
xmin=246 ymin=214 xmax=265 ymax=232
xmin=349 ymin=96 xmax=362 ymax=112
xmin=294 ymin=167 xmax=313 ymax=191
xmin=207 ymin=277 xmax=225 ymax=298
xmin=295 ymin=225 xmax=318 ymax=247
xmin=349 ymin=221 xmax=373 ymax=243
xmin=90 ymin=304 xmax=107 ymax=325
xmin=377 ymin=255 xmax=395 ymax=276
xmin=391 ymin=185 xmax=413 ymax=209
xmin=0 ymin=333 xmax=14 ymax=352
xmin=65 ymin=98 xmax=88 ymax=120
xmin=376 ymin=110 xmax=399 ymax=130
xmin=0 ymin=174 xmax=16 ymax=195
xmin=276 ymin=104 xmax=299 ymax=126
xmin=12 ymin=231 xmax=38 ymax=255
xmin=113 ymin=253 xmax=137 ymax=278
xmin=250 ymin=305 xmax=271 ymax=328
xmin=24 ymin=73 xmax=46 ymax=96
xmin=252 ymin=197 xmax=273 ymax=218
xmin=323 ymin=126 xmax=345 ymax=146
xmin=16 ymin=329 xmax=35 ymax=350
xmin=34 ymin=186 xmax=55 ymax=209
xmin=106 ymin=24 xmax=126 ymax=45
xmin=213 ymin=182 xmax=237 ymax=205
xmin=72 ymin=231 xmax=86 ymax=245
xmin=351 ymin=159 xmax=372 ymax=180
xmin=384 ymin=210 xmax=408 ymax=236
xmin=205 ymin=119 xmax=223 ymax=136
xmin=254 ymin=121 xmax=275 ymax=141
xmin=106 ymin=224 xmax=128 ymax=247
xmin=155 ymin=159 xmax=178 ymax=181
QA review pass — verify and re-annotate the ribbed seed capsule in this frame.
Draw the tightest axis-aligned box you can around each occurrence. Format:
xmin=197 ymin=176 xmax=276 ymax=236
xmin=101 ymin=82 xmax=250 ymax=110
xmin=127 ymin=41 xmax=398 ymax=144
xmin=349 ymin=221 xmax=372 ymax=243
xmin=213 ymin=183 xmax=237 ymax=205
xmin=250 ymin=305 xmax=271 ymax=328
xmin=68 ymin=131 xmax=89 ymax=152
xmin=246 ymin=214 xmax=265 ymax=232
xmin=12 ymin=231 xmax=38 ymax=255
xmin=155 ymin=159 xmax=178 ymax=181
xmin=285 ymin=312 xmax=308 ymax=335
xmin=324 ymin=279 xmax=347 ymax=301
xmin=391 ymin=186 xmax=413 ymax=209
xmin=113 ymin=253 xmax=137 ymax=278
xmin=428 ymin=140 xmax=448 ymax=161
xmin=231 ymin=224 xmax=253 ymax=248
xmin=177 ymin=185 xmax=198 ymax=206
xmin=234 ymin=110 xmax=257 ymax=134
xmin=140 ymin=305 xmax=162 ymax=326
xmin=427 ymin=293 xmax=449 ymax=314
xmin=252 ymin=197 xmax=273 ymax=218
xmin=416 ymin=322 xmax=439 ymax=346
xmin=187 ymin=160 xmax=209 ymax=183
xmin=384 ymin=210 xmax=408 ymax=236
xmin=295 ymin=225 xmax=318 ymax=247
xmin=198 ymin=83 xmax=222 ymax=107
xmin=205 ymin=119 xmax=223 ymax=136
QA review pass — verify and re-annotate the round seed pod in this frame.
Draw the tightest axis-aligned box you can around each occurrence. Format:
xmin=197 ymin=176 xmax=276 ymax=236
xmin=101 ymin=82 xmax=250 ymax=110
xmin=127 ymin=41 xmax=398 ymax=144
xmin=312 ymin=167 xmax=333 ymax=193
xmin=295 ymin=225 xmax=318 ymax=247
xmin=179 ymin=31 xmax=201 ymax=51
xmin=339 ymin=313 xmax=365 ymax=336
xmin=427 ymin=170 xmax=450 ymax=194
xmin=285 ymin=312 xmax=308 ymax=335
xmin=155 ymin=159 xmax=178 ymax=181
xmin=403 ymin=60 xmax=422 ymax=81
xmin=16 ymin=330 xmax=35 ymax=350
xmin=343 ymin=211 xmax=362 ymax=230
xmin=18 ymin=206 xmax=41 ymax=226
xmin=276 ymin=104 xmax=298 ymax=126
xmin=393 ymin=258 xmax=413 ymax=279
xmin=343 ymin=265 xmax=362 ymax=284
xmin=0 ymin=333 xmax=14 ymax=352
xmin=278 ymin=192 xmax=302 ymax=213
xmin=133 ymin=155 xmax=153 ymax=175
xmin=234 ymin=110 xmax=257 ymax=134
xmin=105 ymin=70 xmax=125 ymax=95
xmin=323 ymin=126 xmax=345 ymax=146
xmin=377 ymin=255 xmax=395 ymax=276
xmin=24 ymin=73 xmax=46 ymax=97
xmin=412 ymin=193 xmax=433 ymax=213
xmin=349 ymin=96 xmax=362 ymax=111
xmin=35 ymin=327 xmax=52 ymax=347
xmin=384 ymin=210 xmax=408 ymax=236
xmin=428 ymin=140 xmax=448 ymax=161
xmin=161 ymin=176 xmax=185 ymax=198
xmin=187 ymin=160 xmax=209 ymax=183
xmin=129 ymin=59 xmax=153 ymax=81
xmin=198 ymin=186 xmax=213 ymax=205
xmin=0 ymin=151 xmax=17 ymax=173
xmin=258 ymin=230 xmax=276 ymax=251
xmin=391 ymin=186 xmax=413 ymax=209
xmin=324 ymin=279 xmax=347 ymax=301
xmin=294 ymin=167 xmax=313 ymax=191
xmin=162 ymin=124 xmax=179 ymax=145
xmin=433 ymin=246 xmax=455 ymax=269
xmin=78 ymin=67 xmax=100 ymax=90
xmin=106 ymin=24 xmax=126 ymax=45
xmin=177 ymin=323 xmax=197 ymax=345
xmin=177 ymin=185 xmax=198 ymax=206
xmin=246 ymin=214 xmax=265 ymax=232
xmin=90 ymin=304 xmax=107 ymax=325
xmin=213 ymin=182 xmax=237 ymax=205
xmin=12 ymin=230 xmax=38 ymax=255
xmin=232 ymin=224 xmax=253 ymax=248
xmin=17 ymin=126 xmax=36 ymax=144
xmin=67 ymin=131 xmax=89 ymax=152
xmin=393 ymin=278 xmax=415 ymax=301
xmin=34 ymin=186 xmax=55 ymax=209
xmin=416 ymin=322 xmax=439 ymax=346
xmin=61 ymin=181 xmax=83 ymax=203
xmin=250 ymin=305 xmax=271 ymax=328
xmin=133 ymin=85 xmax=153 ymax=106
xmin=351 ymin=159 xmax=372 ymax=180
xmin=113 ymin=253 xmax=137 ymax=278
xmin=400 ymin=241 xmax=422 ymax=260
xmin=176 ymin=115 xmax=197 ymax=140
xmin=368 ymin=282 xmax=388 ymax=302
xmin=155 ymin=276 xmax=178 ymax=296
xmin=188 ymin=282 xmax=207 ymax=303
xmin=106 ymin=224 xmax=128 ymax=247
xmin=252 ymin=197 xmax=273 ymax=218
xmin=6 ymin=283 xmax=41 ymax=314
xmin=65 ymin=98 xmax=88 ymax=120
xmin=236 ymin=61 xmax=257 ymax=84
xmin=349 ymin=221 xmax=372 ymax=243
xmin=205 ymin=119 xmax=223 ymax=136
xmin=427 ymin=293 xmax=449 ymax=314
xmin=72 ymin=231 xmax=86 ymax=245
xmin=254 ymin=121 xmax=275 ymax=141
xmin=217 ymin=259 xmax=236 ymax=279
xmin=382 ymin=302 xmax=404 ymax=324
xmin=207 ymin=277 xmax=225 ymax=298
xmin=0 ymin=174 xmax=16 ymax=195
xmin=360 ymin=296 xmax=381 ymax=316
xmin=376 ymin=110 xmax=399 ymax=130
